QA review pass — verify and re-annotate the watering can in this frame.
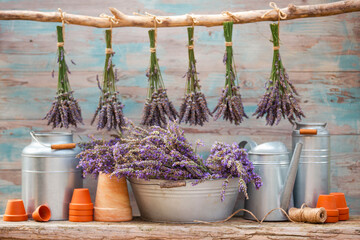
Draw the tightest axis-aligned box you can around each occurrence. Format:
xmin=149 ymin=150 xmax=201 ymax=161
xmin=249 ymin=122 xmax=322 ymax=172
xmin=240 ymin=140 xmax=303 ymax=221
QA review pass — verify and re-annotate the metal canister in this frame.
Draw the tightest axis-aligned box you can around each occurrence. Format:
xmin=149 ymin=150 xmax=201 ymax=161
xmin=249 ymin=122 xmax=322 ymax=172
xmin=22 ymin=132 xmax=83 ymax=220
xmin=292 ymin=122 xmax=330 ymax=208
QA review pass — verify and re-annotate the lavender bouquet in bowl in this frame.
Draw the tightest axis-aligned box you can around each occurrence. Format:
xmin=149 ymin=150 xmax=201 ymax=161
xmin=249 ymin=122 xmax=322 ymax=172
xmin=77 ymin=121 xmax=261 ymax=201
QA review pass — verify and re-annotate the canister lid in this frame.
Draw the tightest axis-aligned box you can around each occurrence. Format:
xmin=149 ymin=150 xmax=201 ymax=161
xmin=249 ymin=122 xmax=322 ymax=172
xmin=248 ymin=141 xmax=289 ymax=155
xmin=293 ymin=122 xmax=329 ymax=136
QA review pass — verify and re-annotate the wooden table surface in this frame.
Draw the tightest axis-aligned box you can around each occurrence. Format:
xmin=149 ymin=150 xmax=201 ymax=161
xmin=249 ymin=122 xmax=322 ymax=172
xmin=0 ymin=216 xmax=359 ymax=240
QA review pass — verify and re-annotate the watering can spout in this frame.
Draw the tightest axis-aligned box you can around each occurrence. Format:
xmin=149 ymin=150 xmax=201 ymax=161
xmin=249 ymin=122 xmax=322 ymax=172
xmin=280 ymin=142 xmax=303 ymax=211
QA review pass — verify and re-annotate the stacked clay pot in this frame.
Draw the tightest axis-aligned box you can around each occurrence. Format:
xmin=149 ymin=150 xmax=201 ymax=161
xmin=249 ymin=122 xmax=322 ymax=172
xmin=316 ymin=195 xmax=339 ymax=223
xmin=3 ymin=199 xmax=28 ymax=221
xmin=330 ymin=192 xmax=349 ymax=221
xmin=69 ymin=188 xmax=93 ymax=222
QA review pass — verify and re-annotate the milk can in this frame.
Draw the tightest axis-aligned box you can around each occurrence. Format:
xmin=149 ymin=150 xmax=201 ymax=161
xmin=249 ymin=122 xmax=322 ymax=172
xmin=22 ymin=132 xmax=83 ymax=220
xmin=292 ymin=122 xmax=330 ymax=208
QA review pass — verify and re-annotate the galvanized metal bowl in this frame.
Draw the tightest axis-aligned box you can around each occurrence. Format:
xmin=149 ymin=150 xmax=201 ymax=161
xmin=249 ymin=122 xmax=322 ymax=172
xmin=129 ymin=177 xmax=239 ymax=223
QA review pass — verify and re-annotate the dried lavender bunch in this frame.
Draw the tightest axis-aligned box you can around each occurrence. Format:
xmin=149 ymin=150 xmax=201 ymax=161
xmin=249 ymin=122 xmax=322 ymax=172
xmin=77 ymin=136 xmax=123 ymax=177
xmin=253 ymin=23 xmax=305 ymax=125
xmin=141 ymin=29 xmax=178 ymax=127
xmin=43 ymin=26 xmax=83 ymax=128
xmin=179 ymin=27 xmax=212 ymax=126
xmin=112 ymin=121 xmax=208 ymax=180
xmin=205 ymin=142 xmax=262 ymax=200
xmin=212 ymin=22 xmax=247 ymax=125
xmin=92 ymin=30 xmax=126 ymax=131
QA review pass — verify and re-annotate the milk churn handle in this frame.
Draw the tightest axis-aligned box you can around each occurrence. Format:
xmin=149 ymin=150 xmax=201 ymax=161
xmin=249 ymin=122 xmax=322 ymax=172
xmin=30 ymin=131 xmax=76 ymax=150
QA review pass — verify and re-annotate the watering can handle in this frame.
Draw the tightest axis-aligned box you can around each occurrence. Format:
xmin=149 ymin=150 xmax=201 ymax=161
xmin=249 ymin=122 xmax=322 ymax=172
xmin=239 ymin=140 xmax=257 ymax=151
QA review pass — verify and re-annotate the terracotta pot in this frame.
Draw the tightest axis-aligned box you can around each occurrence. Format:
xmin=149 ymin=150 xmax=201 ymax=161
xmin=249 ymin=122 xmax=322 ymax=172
xmin=69 ymin=188 xmax=93 ymax=210
xmin=330 ymin=192 xmax=349 ymax=220
xmin=94 ymin=173 xmax=132 ymax=222
xmin=316 ymin=195 xmax=339 ymax=223
xmin=69 ymin=215 xmax=93 ymax=222
xmin=3 ymin=199 xmax=28 ymax=222
xmin=32 ymin=205 xmax=51 ymax=222
xmin=69 ymin=209 xmax=93 ymax=216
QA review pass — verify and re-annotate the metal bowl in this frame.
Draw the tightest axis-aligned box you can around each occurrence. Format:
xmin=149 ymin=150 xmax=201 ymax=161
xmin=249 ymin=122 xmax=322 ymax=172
xmin=129 ymin=177 xmax=239 ymax=223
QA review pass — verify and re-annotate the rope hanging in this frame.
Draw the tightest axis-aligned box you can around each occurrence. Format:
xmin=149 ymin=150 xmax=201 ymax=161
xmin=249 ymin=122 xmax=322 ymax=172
xmin=57 ymin=8 xmax=68 ymax=47
xmin=100 ymin=13 xmax=119 ymax=54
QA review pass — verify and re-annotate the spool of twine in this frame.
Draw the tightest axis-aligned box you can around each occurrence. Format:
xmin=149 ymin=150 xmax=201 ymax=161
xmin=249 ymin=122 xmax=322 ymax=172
xmin=288 ymin=205 xmax=327 ymax=223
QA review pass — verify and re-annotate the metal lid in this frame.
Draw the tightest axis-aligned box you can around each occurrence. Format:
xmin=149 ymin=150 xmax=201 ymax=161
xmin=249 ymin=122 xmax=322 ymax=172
xmin=248 ymin=141 xmax=289 ymax=155
xmin=293 ymin=122 xmax=329 ymax=136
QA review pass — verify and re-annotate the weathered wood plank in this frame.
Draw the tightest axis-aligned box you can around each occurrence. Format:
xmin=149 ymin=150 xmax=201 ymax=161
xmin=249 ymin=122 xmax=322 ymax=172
xmin=0 ymin=217 xmax=360 ymax=240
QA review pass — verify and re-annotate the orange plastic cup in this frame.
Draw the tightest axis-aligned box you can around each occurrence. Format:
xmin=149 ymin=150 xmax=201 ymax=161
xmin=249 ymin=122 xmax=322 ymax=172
xmin=316 ymin=195 xmax=339 ymax=223
xmin=330 ymin=192 xmax=349 ymax=220
xmin=32 ymin=205 xmax=51 ymax=222
xmin=3 ymin=199 xmax=28 ymax=222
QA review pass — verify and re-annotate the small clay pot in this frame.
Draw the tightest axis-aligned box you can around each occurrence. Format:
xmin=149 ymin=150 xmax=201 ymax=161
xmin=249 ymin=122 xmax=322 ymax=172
xmin=32 ymin=205 xmax=51 ymax=222
xmin=69 ymin=209 xmax=93 ymax=216
xmin=69 ymin=188 xmax=93 ymax=210
xmin=330 ymin=192 xmax=349 ymax=220
xmin=69 ymin=215 xmax=93 ymax=222
xmin=316 ymin=195 xmax=339 ymax=223
xmin=3 ymin=199 xmax=28 ymax=222
xmin=94 ymin=173 xmax=132 ymax=222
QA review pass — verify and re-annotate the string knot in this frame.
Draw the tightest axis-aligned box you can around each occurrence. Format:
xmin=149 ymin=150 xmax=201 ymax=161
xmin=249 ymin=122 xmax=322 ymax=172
xmin=273 ymin=46 xmax=280 ymax=50
xmin=105 ymin=48 xmax=114 ymax=54
xmin=188 ymin=45 xmax=194 ymax=50
xmin=225 ymin=42 xmax=233 ymax=47
xmin=186 ymin=14 xmax=199 ymax=27
xmin=57 ymin=42 xmax=64 ymax=47
xmin=222 ymin=11 xmax=240 ymax=22
xmin=100 ymin=13 xmax=119 ymax=29
xmin=261 ymin=2 xmax=288 ymax=20
xmin=57 ymin=8 xmax=69 ymax=46
xmin=150 ymin=47 xmax=156 ymax=53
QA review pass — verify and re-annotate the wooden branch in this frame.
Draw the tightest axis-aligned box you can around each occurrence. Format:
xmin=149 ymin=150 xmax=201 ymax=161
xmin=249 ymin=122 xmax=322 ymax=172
xmin=0 ymin=0 xmax=359 ymax=28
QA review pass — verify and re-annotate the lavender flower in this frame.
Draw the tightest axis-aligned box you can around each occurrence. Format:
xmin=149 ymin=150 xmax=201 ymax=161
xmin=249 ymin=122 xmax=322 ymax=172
xmin=43 ymin=26 xmax=82 ymax=129
xmin=92 ymin=30 xmax=126 ymax=131
xmin=253 ymin=23 xmax=305 ymax=125
xmin=213 ymin=22 xmax=248 ymax=125
xmin=141 ymin=29 xmax=178 ymax=127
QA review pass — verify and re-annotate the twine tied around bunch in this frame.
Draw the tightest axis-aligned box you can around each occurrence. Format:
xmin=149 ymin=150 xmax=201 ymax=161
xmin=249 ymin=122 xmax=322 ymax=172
xmin=261 ymin=2 xmax=288 ymax=51
xmin=225 ymin=42 xmax=233 ymax=47
xmin=57 ymin=8 xmax=69 ymax=47
xmin=222 ymin=11 xmax=240 ymax=23
xmin=100 ymin=14 xmax=119 ymax=55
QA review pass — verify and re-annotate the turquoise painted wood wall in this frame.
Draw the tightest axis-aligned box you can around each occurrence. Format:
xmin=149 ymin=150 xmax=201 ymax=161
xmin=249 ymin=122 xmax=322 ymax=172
xmin=0 ymin=0 xmax=359 ymax=215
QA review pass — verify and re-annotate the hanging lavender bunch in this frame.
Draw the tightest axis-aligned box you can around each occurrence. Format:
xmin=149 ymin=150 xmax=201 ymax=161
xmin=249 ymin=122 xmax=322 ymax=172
xmin=205 ymin=142 xmax=262 ymax=200
xmin=43 ymin=26 xmax=83 ymax=128
xmin=253 ymin=23 xmax=305 ymax=125
xmin=141 ymin=29 xmax=178 ymax=127
xmin=179 ymin=27 xmax=212 ymax=126
xmin=212 ymin=22 xmax=247 ymax=125
xmin=91 ymin=30 xmax=126 ymax=131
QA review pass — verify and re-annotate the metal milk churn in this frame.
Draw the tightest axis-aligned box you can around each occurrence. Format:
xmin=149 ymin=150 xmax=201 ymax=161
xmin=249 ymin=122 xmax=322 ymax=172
xmin=241 ymin=141 xmax=303 ymax=221
xmin=22 ymin=132 xmax=83 ymax=220
xmin=292 ymin=122 xmax=330 ymax=208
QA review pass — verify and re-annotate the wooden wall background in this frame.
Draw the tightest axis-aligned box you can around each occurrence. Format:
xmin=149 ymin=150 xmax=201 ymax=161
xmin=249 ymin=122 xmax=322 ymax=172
xmin=0 ymin=0 xmax=359 ymax=215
